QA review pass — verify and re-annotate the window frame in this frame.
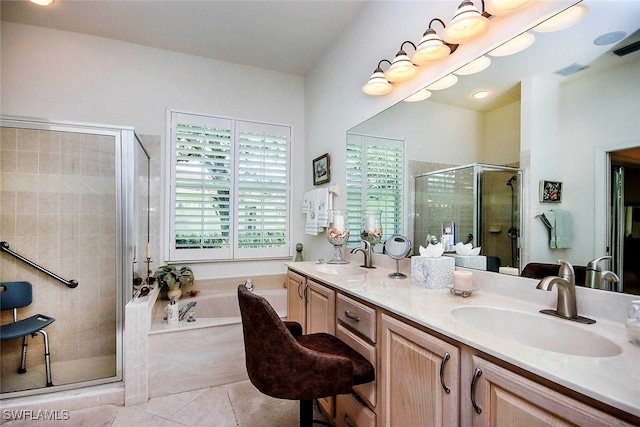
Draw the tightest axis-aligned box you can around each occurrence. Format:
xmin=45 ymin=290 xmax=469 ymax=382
xmin=346 ymin=133 xmax=406 ymax=249
xmin=166 ymin=109 xmax=292 ymax=262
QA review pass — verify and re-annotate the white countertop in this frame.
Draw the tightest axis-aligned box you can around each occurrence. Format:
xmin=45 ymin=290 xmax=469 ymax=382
xmin=286 ymin=261 xmax=640 ymax=419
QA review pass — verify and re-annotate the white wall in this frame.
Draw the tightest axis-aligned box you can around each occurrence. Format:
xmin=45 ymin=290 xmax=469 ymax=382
xmin=303 ymin=1 xmax=574 ymax=261
xmin=1 ymin=22 xmax=305 ymax=279
xmin=524 ymin=58 xmax=640 ymax=267
xmin=350 ymin=99 xmax=481 ymax=165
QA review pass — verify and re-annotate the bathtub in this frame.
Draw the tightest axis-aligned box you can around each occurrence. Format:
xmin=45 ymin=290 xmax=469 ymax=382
xmin=148 ymin=288 xmax=287 ymax=398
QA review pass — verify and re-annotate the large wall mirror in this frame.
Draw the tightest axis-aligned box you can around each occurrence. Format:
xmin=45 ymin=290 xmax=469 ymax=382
xmin=347 ymin=1 xmax=640 ymax=295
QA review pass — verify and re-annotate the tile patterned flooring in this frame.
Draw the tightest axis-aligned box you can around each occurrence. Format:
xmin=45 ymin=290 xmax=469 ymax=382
xmin=3 ymin=380 xmax=320 ymax=427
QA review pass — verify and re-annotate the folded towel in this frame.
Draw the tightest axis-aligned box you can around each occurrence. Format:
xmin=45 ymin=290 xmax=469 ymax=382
xmin=541 ymin=209 xmax=572 ymax=249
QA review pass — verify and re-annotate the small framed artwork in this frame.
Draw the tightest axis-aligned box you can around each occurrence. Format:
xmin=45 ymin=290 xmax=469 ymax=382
xmin=539 ymin=180 xmax=562 ymax=203
xmin=313 ymin=153 xmax=330 ymax=185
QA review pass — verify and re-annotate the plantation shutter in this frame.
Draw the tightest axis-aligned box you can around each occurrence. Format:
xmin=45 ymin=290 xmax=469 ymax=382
xmin=346 ymin=134 xmax=404 ymax=248
xmin=235 ymin=121 xmax=290 ymax=258
xmin=169 ymin=111 xmax=290 ymax=261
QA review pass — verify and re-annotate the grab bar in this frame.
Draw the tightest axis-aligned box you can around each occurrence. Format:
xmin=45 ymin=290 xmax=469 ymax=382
xmin=0 ymin=241 xmax=78 ymax=288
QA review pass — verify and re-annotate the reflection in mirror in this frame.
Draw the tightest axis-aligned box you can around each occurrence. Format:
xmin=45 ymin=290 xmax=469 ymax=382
xmin=347 ymin=1 xmax=640 ymax=295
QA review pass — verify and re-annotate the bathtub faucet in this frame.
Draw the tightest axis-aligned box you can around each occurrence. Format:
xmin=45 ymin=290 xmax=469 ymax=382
xmin=244 ymin=279 xmax=253 ymax=292
xmin=178 ymin=301 xmax=197 ymax=321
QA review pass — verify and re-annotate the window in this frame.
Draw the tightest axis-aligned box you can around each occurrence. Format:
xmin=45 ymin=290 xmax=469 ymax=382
xmin=168 ymin=111 xmax=291 ymax=261
xmin=346 ymin=133 xmax=404 ymax=247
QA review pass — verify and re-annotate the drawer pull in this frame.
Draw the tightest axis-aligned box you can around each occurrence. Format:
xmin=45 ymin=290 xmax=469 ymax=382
xmin=471 ymin=367 xmax=483 ymax=414
xmin=439 ymin=352 xmax=451 ymax=394
xmin=344 ymin=310 xmax=360 ymax=322
xmin=344 ymin=413 xmax=357 ymax=427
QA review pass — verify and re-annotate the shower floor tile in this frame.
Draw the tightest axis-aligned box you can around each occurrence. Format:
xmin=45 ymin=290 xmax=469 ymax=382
xmin=1 ymin=355 xmax=116 ymax=393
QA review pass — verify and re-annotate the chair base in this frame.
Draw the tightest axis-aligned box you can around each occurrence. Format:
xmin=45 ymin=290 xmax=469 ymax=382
xmin=300 ymin=399 xmax=334 ymax=427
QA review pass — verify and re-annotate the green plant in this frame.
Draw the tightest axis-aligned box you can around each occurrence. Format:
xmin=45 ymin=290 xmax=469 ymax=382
xmin=152 ymin=265 xmax=194 ymax=290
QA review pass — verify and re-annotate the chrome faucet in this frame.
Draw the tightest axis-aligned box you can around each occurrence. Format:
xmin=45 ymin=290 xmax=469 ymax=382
xmin=178 ymin=301 xmax=197 ymax=321
xmin=536 ymin=260 xmax=595 ymax=324
xmin=586 ymin=256 xmax=620 ymax=292
xmin=350 ymin=240 xmax=374 ymax=268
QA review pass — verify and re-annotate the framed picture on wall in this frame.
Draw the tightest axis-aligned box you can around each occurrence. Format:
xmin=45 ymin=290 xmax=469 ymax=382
xmin=313 ymin=153 xmax=330 ymax=185
xmin=539 ymin=180 xmax=562 ymax=203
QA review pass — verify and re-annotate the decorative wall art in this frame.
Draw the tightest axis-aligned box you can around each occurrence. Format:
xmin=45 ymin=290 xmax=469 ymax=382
xmin=313 ymin=153 xmax=330 ymax=185
xmin=539 ymin=180 xmax=562 ymax=203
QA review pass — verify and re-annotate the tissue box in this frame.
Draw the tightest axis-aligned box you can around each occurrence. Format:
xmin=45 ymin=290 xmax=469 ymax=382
xmin=448 ymin=254 xmax=487 ymax=270
xmin=411 ymin=256 xmax=455 ymax=289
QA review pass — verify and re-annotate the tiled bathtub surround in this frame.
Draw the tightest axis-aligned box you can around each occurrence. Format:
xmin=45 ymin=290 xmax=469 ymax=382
xmin=0 ymin=127 xmax=117 ymax=391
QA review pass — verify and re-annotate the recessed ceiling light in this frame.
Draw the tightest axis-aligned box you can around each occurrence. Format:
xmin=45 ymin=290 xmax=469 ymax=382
xmin=427 ymin=74 xmax=458 ymax=91
xmin=30 ymin=0 xmax=55 ymax=5
xmin=534 ymin=4 xmax=588 ymax=33
xmin=473 ymin=91 xmax=489 ymax=99
xmin=594 ymin=31 xmax=627 ymax=46
xmin=454 ymin=56 xmax=491 ymax=76
xmin=489 ymin=32 xmax=535 ymax=57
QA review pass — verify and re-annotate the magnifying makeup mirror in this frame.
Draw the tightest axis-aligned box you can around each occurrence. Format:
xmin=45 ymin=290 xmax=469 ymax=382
xmin=384 ymin=234 xmax=412 ymax=279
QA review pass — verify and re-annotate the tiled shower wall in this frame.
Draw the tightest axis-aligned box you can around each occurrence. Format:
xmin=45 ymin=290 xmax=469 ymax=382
xmin=0 ymin=127 xmax=117 ymax=382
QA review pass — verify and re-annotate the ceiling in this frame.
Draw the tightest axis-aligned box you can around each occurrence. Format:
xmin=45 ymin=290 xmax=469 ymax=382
xmin=0 ymin=0 xmax=366 ymax=76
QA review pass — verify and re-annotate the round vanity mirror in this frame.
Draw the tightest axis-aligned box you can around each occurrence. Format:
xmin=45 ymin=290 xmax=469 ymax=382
xmin=384 ymin=234 xmax=412 ymax=279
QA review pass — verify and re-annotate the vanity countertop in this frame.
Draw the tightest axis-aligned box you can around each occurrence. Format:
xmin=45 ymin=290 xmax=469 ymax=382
xmin=286 ymin=261 xmax=640 ymax=419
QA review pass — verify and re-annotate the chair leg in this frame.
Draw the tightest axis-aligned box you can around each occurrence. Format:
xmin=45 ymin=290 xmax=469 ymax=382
xmin=301 ymin=399 xmax=335 ymax=427
xmin=300 ymin=399 xmax=313 ymax=427
xmin=39 ymin=330 xmax=53 ymax=387
xmin=18 ymin=335 xmax=28 ymax=374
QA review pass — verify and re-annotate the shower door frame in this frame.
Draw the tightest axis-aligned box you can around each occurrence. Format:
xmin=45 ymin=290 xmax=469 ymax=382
xmin=0 ymin=115 xmax=133 ymax=398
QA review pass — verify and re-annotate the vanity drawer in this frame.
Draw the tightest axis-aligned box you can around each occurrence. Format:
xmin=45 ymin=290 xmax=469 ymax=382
xmin=336 ymin=393 xmax=376 ymax=427
xmin=337 ymin=293 xmax=376 ymax=343
xmin=336 ymin=324 xmax=376 ymax=409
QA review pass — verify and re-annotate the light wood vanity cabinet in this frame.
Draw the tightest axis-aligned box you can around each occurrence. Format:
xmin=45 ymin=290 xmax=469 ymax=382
xmin=306 ymin=279 xmax=335 ymax=335
xmin=467 ymin=356 xmax=634 ymax=427
xmin=286 ymin=269 xmax=307 ymax=333
xmin=380 ymin=313 xmax=460 ymax=427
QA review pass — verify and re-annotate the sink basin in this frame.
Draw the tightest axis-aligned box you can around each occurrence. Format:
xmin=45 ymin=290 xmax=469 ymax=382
xmin=451 ymin=306 xmax=621 ymax=357
xmin=315 ymin=264 xmax=368 ymax=276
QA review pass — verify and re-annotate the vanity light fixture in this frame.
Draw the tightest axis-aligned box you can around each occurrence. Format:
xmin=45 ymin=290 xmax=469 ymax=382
xmin=454 ymin=55 xmax=491 ymax=75
xmin=484 ymin=0 xmax=534 ymax=16
xmin=488 ymin=32 xmax=535 ymax=56
xmin=403 ymin=88 xmax=432 ymax=102
xmin=385 ymin=41 xmax=418 ymax=83
xmin=442 ymin=0 xmax=490 ymax=44
xmin=473 ymin=90 xmax=489 ymax=99
xmin=362 ymin=60 xmax=393 ymax=96
xmin=427 ymin=74 xmax=458 ymax=91
xmin=411 ymin=19 xmax=453 ymax=65
xmin=533 ymin=3 xmax=588 ymax=33
xmin=30 ymin=0 xmax=54 ymax=5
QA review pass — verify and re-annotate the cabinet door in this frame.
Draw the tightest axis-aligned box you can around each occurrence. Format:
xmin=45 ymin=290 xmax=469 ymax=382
xmin=286 ymin=269 xmax=306 ymax=333
xmin=307 ymin=279 xmax=336 ymax=334
xmin=306 ymin=279 xmax=336 ymax=417
xmin=380 ymin=314 xmax=460 ymax=427
xmin=469 ymin=356 xmax=633 ymax=427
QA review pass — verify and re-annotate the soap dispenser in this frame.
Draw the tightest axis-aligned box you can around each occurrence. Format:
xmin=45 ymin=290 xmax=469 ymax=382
xmin=166 ymin=296 xmax=179 ymax=326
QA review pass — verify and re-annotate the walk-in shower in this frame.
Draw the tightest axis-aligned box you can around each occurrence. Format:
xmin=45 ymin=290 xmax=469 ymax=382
xmin=0 ymin=116 xmax=148 ymax=398
xmin=414 ymin=163 xmax=522 ymax=271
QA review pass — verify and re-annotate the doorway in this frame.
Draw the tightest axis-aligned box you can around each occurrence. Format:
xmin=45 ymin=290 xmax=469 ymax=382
xmin=610 ymin=147 xmax=640 ymax=295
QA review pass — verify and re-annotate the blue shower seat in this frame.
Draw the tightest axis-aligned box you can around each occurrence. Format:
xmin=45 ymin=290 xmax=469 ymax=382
xmin=0 ymin=281 xmax=55 ymax=387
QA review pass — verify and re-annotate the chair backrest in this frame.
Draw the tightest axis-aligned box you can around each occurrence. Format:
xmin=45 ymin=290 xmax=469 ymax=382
xmin=0 ymin=281 xmax=33 ymax=311
xmin=237 ymin=285 xmax=304 ymax=397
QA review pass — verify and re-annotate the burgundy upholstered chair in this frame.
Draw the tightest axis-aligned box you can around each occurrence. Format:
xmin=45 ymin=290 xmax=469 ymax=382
xmin=237 ymin=284 xmax=375 ymax=427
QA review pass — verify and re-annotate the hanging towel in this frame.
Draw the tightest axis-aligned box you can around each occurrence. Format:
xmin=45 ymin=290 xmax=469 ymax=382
xmin=316 ymin=187 xmax=330 ymax=229
xmin=540 ymin=209 xmax=572 ymax=249
xmin=304 ymin=189 xmax=319 ymax=235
